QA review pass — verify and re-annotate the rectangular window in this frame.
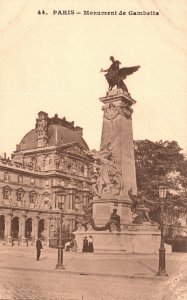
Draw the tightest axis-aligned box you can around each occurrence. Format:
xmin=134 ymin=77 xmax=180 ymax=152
xmin=29 ymin=194 xmax=34 ymax=203
xmin=17 ymin=193 xmax=22 ymax=201
xmin=18 ymin=175 xmax=23 ymax=184
xmin=44 ymin=195 xmax=49 ymax=202
xmin=3 ymin=191 xmax=9 ymax=200
xmin=45 ymin=180 xmax=49 ymax=187
xmin=4 ymin=172 xmax=9 ymax=182
xmin=30 ymin=178 xmax=35 ymax=186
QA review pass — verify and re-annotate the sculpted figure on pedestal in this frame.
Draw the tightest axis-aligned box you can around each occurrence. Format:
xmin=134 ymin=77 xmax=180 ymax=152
xmin=87 ymin=143 xmax=123 ymax=198
xmin=129 ymin=190 xmax=154 ymax=224
xmin=100 ymin=56 xmax=140 ymax=93
xmin=80 ymin=204 xmax=121 ymax=232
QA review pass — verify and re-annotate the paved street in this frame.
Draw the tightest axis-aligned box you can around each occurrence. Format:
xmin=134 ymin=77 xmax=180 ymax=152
xmin=0 ymin=246 xmax=186 ymax=300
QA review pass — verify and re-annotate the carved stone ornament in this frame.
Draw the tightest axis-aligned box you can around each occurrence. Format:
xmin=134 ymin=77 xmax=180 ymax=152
xmin=103 ymin=103 xmax=118 ymax=120
xmin=88 ymin=143 xmax=124 ymax=198
xmin=103 ymin=103 xmax=133 ymax=121
xmin=118 ymin=105 xmax=133 ymax=119
xmin=67 ymin=145 xmax=84 ymax=155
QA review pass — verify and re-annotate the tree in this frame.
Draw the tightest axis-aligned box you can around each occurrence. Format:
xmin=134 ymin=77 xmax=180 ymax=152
xmin=131 ymin=139 xmax=187 ymax=242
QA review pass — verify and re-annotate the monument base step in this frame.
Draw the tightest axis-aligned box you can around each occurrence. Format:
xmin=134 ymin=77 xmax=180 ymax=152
xmin=74 ymin=230 xmax=172 ymax=254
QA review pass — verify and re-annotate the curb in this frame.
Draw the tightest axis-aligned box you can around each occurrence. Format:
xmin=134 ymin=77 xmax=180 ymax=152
xmin=0 ymin=265 xmax=169 ymax=281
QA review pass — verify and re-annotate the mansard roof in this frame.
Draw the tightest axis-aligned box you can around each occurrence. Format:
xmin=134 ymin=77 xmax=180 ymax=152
xmin=17 ymin=113 xmax=89 ymax=152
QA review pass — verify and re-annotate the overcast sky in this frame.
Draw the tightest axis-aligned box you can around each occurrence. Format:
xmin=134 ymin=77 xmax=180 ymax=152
xmin=0 ymin=0 xmax=187 ymax=157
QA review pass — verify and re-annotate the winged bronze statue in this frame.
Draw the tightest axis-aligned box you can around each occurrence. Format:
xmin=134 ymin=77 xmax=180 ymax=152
xmin=101 ymin=56 xmax=140 ymax=93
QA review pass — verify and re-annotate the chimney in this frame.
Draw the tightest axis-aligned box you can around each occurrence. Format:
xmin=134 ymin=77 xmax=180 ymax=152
xmin=36 ymin=111 xmax=49 ymax=148
xmin=74 ymin=126 xmax=83 ymax=137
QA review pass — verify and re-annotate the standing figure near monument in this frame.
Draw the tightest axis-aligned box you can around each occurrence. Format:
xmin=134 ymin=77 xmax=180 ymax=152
xmin=109 ymin=209 xmax=121 ymax=232
xmin=100 ymin=56 xmax=140 ymax=93
xmin=82 ymin=236 xmax=89 ymax=253
xmin=88 ymin=235 xmax=94 ymax=253
xmin=36 ymin=237 xmax=43 ymax=261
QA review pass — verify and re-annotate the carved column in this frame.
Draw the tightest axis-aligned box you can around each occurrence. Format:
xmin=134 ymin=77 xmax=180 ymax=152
xmin=83 ymin=191 xmax=89 ymax=206
xmin=5 ymin=212 xmax=12 ymax=237
xmin=67 ymin=190 xmax=74 ymax=210
xmin=36 ymin=111 xmax=49 ymax=148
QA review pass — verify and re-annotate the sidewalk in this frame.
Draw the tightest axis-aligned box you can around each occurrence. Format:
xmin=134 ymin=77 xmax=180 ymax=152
xmin=0 ymin=246 xmax=186 ymax=279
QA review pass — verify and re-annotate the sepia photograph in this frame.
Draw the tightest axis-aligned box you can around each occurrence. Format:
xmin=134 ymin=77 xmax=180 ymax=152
xmin=0 ymin=0 xmax=187 ymax=299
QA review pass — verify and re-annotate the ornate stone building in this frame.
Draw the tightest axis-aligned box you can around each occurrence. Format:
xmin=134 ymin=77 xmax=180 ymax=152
xmin=0 ymin=111 xmax=93 ymax=244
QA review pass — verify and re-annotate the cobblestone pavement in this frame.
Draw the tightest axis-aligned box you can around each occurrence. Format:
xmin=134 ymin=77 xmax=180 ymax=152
xmin=0 ymin=268 xmax=176 ymax=300
xmin=0 ymin=247 xmax=186 ymax=300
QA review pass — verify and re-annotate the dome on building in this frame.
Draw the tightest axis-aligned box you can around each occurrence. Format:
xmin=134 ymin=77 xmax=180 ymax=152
xmin=18 ymin=112 xmax=89 ymax=151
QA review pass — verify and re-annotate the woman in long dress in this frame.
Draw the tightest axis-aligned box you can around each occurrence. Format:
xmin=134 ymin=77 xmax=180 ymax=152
xmin=82 ymin=236 xmax=89 ymax=253
xmin=88 ymin=235 xmax=94 ymax=253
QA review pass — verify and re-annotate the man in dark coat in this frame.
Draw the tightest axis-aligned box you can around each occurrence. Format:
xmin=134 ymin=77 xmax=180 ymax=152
xmin=36 ymin=238 xmax=43 ymax=261
xmin=110 ymin=209 xmax=121 ymax=231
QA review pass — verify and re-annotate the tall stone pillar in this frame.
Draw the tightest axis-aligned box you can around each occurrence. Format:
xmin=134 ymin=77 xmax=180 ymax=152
xmin=100 ymin=89 xmax=137 ymax=195
xmin=69 ymin=191 xmax=73 ymax=210
xmin=46 ymin=217 xmax=51 ymax=239
xmin=92 ymin=89 xmax=137 ymax=225
xmin=19 ymin=212 xmax=26 ymax=238
xmin=5 ymin=212 xmax=12 ymax=237
xmin=83 ymin=190 xmax=89 ymax=206
xmin=45 ymin=217 xmax=51 ymax=245
xmin=67 ymin=183 xmax=76 ymax=211
xmin=34 ymin=215 xmax=39 ymax=239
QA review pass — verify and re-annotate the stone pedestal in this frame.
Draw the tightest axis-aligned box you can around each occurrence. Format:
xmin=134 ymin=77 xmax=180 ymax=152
xmin=75 ymin=227 xmax=172 ymax=254
xmin=100 ymin=89 xmax=137 ymax=196
xmin=93 ymin=89 xmax=138 ymax=225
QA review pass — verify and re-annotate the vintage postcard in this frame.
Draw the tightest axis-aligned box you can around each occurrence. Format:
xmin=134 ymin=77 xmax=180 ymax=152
xmin=0 ymin=1 xmax=186 ymax=299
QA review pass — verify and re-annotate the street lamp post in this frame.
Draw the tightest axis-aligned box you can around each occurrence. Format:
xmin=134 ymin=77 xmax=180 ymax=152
xmin=56 ymin=192 xmax=65 ymax=269
xmin=157 ymin=186 xmax=168 ymax=276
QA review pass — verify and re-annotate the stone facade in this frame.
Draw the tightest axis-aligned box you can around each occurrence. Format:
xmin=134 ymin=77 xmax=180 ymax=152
xmin=0 ymin=112 xmax=93 ymax=244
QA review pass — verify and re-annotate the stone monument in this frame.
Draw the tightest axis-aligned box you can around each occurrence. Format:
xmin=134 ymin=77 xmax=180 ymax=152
xmin=91 ymin=89 xmax=137 ymax=226
xmin=74 ymin=57 xmax=171 ymax=254
xmin=92 ymin=57 xmax=139 ymax=227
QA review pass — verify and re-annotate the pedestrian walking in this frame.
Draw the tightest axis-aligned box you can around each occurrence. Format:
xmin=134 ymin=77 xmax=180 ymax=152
xmin=36 ymin=237 xmax=43 ymax=261
xmin=82 ymin=236 xmax=89 ymax=253
xmin=88 ymin=235 xmax=94 ymax=253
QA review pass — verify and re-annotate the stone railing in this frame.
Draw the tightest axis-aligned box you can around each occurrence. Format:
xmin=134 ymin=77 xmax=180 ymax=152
xmin=0 ymin=158 xmax=35 ymax=172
